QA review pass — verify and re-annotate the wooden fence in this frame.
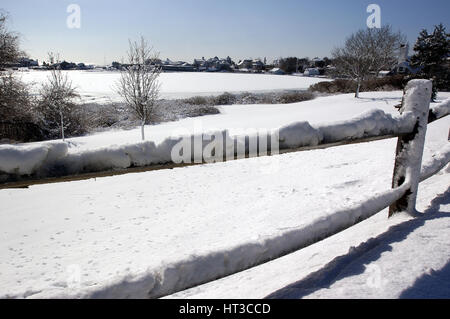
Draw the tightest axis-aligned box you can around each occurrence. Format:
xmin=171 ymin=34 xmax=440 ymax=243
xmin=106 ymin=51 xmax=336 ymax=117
xmin=144 ymin=79 xmax=450 ymax=298
xmin=1 ymin=79 xmax=449 ymax=298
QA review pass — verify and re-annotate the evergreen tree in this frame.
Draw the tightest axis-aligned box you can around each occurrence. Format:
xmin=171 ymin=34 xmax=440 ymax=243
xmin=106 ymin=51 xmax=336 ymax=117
xmin=410 ymin=23 xmax=450 ymax=101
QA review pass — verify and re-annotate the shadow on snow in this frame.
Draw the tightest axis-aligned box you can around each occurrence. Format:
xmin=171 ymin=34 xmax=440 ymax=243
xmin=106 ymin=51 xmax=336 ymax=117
xmin=265 ymin=187 xmax=450 ymax=299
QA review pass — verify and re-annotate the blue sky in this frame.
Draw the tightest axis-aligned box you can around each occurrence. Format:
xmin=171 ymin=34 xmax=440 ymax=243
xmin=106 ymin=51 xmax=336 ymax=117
xmin=2 ymin=0 xmax=449 ymax=65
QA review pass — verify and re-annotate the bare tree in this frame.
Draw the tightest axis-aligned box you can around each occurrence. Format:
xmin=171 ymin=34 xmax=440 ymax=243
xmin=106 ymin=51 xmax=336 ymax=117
xmin=0 ymin=72 xmax=34 ymax=123
xmin=116 ymin=37 xmax=161 ymax=140
xmin=333 ymin=26 xmax=405 ymax=98
xmin=0 ymin=12 xmax=22 ymax=66
xmin=0 ymin=12 xmax=34 ymax=124
xmin=38 ymin=53 xmax=79 ymax=140
xmin=370 ymin=26 xmax=406 ymax=76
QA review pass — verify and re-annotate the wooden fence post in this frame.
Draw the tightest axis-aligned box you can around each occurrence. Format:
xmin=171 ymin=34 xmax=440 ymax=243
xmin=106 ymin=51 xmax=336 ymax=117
xmin=389 ymin=80 xmax=432 ymax=217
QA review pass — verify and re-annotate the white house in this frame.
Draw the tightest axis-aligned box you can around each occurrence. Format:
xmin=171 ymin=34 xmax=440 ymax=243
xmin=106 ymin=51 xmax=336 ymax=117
xmin=269 ymin=68 xmax=285 ymax=75
xmin=304 ymin=68 xmax=320 ymax=76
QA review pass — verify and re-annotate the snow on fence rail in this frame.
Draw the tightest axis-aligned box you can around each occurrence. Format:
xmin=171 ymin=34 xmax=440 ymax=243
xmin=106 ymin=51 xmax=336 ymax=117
xmin=1 ymin=82 xmax=449 ymax=188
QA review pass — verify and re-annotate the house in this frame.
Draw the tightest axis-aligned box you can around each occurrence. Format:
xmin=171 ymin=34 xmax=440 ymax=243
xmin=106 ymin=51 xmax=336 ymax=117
xmin=391 ymin=44 xmax=420 ymax=75
xmin=269 ymin=68 xmax=285 ymax=75
xmin=57 ymin=61 xmax=77 ymax=70
xmin=378 ymin=70 xmax=391 ymax=78
xmin=193 ymin=58 xmax=208 ymax=71
xmin=252 ymin=59 xmax=265 ymax=72
xmin=162 ymin=64 xmax=196 ymax=72
xmin=193 ymin=56 xmax=233 ymax=72
xmin=161 ymin=59 xmax=196 ymax=72
xmin=111 ymin=61 xmax=122 ymax=70
xmin=310 ymin=57 xmax=325 ymax=68
xmin=304 ymin=68 xmax=320 ymax=76
xmin=237 ymin=59 xmax=253 ymax=70
xmin=17 ymin=58 xmax=38 ymax=68
xmin=237 ymin=59 xmax=265 ymax=72
xmin=393 ymin=61 xmax=420 ymax=75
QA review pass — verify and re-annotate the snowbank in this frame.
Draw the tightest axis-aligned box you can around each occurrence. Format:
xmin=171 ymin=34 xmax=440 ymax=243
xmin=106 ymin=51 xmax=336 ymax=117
xmin=0 ymin=142 xmax=68 ymax=175
xmin=317 ymin=109 xmax=415 ymax=143
xmin=430 ymin=98 xmax=450 ymax=120
xmin=279 ymin=122 xmax=322 ymax=148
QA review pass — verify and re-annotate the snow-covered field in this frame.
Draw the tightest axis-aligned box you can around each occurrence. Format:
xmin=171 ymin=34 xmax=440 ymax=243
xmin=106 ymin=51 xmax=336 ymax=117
xmin=0 ymin=90 xmax=449 ymax=299
xmin=18 ymin=70 xmax=328 ymax=103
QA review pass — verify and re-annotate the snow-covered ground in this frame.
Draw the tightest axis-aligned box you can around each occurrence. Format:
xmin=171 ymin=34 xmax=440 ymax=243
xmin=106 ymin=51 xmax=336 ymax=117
xmin=167 ymin=168 xmax=450 ymax=299
xmin=0 ymin=91 xmax=449 ymax=299
xmin=18 ymin=70 xmax=328 ymax=103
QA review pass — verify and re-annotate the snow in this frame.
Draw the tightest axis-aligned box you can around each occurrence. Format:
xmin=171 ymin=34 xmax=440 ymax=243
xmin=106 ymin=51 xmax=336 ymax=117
xmin=0 ymin=142 xmax=68 ymax=175
xmin=278 ymin=121 xmax=322 ymax=148
xmin=18 ymin=70 xmax=329 ymax=103
xmin=0 ymin=90 xmax=449 ymax=299
xmin=317 ymin=109 xmax=414 ymax=143
xmin=430 ymin=97 xmax=450 ymax=120
xmin=420 ymin=144 xmax=450 ymax=182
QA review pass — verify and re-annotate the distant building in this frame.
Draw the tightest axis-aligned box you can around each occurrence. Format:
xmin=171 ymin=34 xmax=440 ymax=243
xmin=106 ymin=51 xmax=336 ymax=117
xmin=391 ymin=43 xmax=420 ymax=75
xmin=310 ymin=57 xmax=325 ymax=68
xmin=192 ymin=56 xmax=232 ymax=72
xmin=237 ymin=59 xmax=265 ymax=72
xmin=269 ymin=68 xmax=285 ymax=75
xmin=58 ymin=61 xmax=77 ymax=70
xmin=394 ymin=61 xmax=418 ymax=75
xmin=237 ymin=59 xmax=253 ymax=70
xmin=193 ymin=58 xmax=207 ymax=70
xmin=111 ymin=61 xmax=122 ymax=69
xmin=160 ymin=58 xmax=196 ymax=72
xmin=378 ymin=70 xmax=391 ymax=78
xmin=304 ymin=68 xmax=320 ymax=76
xmin=18 ymin=58 xmax=38 ymax=68
xmin=398 ymin=43 xmax=409 ymax=64
xmin=252 ymin=59 xmax=265 ymax=72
